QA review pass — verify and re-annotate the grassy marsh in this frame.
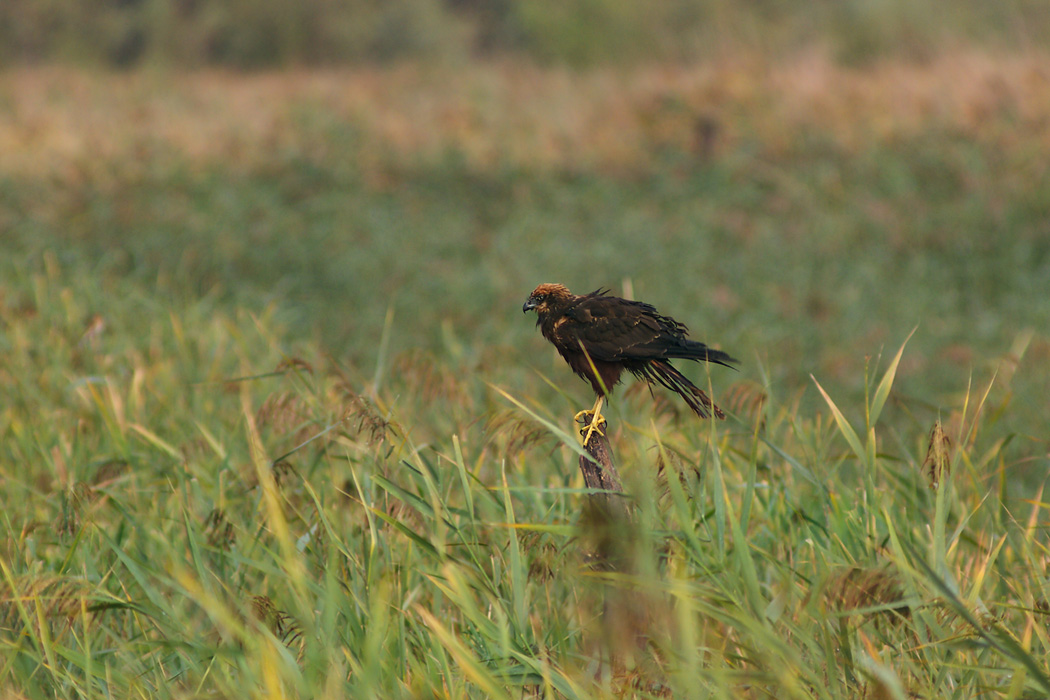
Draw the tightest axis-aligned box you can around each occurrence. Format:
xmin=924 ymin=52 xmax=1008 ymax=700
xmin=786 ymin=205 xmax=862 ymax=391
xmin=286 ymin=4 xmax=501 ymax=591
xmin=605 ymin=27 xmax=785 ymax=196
xmin=2 ymin=53 xmax=1050 ymax=698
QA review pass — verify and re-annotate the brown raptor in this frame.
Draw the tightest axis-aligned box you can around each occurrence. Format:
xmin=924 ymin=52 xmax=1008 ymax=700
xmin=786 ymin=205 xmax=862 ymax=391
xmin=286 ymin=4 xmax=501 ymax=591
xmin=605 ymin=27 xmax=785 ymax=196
xmin=523 ymin=283 xmax=736 ymax=444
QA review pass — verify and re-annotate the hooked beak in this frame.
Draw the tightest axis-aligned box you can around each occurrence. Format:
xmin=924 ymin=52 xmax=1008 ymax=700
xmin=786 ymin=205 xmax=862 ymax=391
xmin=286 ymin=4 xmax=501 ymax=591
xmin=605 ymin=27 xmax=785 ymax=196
xmin=522 ymin=298 xmax=537 ymax=314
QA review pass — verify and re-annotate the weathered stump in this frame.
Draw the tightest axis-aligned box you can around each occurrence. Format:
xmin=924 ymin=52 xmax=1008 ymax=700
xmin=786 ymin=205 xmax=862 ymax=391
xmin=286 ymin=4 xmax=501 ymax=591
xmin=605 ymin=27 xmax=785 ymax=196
xmin=578 ymin=428 xmax=629 ymax=521
xmin=577 ymin=422 xmax=632 ymax=562
xmin=576 ymin=420 xmax=651 ymax=674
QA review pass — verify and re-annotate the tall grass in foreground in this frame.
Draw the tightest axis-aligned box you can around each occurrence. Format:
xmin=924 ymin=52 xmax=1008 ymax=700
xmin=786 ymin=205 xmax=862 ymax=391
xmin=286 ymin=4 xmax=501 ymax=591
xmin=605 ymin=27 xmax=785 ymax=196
xmin=2 ymin=257 xmax=1048 ymax=699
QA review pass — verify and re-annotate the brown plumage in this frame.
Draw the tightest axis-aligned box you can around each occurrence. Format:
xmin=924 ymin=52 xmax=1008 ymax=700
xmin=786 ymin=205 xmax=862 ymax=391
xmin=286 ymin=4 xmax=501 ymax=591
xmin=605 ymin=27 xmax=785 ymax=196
xmin=523 ymin=283 xmax=736 ymax=425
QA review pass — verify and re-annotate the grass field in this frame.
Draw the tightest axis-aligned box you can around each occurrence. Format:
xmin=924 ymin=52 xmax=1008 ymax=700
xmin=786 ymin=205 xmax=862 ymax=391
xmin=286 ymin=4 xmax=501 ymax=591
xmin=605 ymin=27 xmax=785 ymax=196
xmin=2 ymin=52 xmax=1050 ymax=698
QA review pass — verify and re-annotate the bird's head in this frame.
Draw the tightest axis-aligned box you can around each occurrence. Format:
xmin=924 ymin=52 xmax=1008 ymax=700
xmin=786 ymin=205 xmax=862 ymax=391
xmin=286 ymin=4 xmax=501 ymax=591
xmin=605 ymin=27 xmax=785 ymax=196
xmin=523 ymin=283 xmax=572 ymax=315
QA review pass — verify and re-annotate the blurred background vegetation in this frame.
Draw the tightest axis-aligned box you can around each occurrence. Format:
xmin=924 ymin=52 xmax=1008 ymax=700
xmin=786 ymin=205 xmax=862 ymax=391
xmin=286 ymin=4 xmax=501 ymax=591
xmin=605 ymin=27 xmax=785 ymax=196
xmin=1 ymin=0 xmax=1048 ymax=68
xmin=2 ymin=0 xmax=1048 ymax=468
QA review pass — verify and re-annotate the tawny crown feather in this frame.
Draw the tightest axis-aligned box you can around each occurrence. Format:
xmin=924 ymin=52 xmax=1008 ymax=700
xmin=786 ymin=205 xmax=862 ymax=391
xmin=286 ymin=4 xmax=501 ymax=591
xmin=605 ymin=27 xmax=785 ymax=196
xmin=529 ymin=283 xmax=572 ymax=299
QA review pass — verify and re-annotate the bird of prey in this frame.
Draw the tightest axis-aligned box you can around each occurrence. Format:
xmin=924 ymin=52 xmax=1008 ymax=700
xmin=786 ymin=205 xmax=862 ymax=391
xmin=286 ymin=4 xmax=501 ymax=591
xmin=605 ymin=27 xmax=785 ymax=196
xmin=522 ymin=283 xmax=736 ymax=444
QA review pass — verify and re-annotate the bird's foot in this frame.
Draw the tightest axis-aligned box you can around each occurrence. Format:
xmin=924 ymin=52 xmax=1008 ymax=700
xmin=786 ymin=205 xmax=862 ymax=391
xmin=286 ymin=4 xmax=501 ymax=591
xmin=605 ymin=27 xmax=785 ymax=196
xmin=574 ymin=410 xmax=607 ymax=446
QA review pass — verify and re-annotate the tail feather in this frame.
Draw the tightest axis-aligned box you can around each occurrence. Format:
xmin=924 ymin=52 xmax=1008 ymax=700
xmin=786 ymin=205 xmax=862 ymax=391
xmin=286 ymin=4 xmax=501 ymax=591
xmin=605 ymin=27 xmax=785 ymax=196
xmin=667 ymin=341 xmax=737 ymax=369
xmin=640 ymin=360 xmax=725 ymax=420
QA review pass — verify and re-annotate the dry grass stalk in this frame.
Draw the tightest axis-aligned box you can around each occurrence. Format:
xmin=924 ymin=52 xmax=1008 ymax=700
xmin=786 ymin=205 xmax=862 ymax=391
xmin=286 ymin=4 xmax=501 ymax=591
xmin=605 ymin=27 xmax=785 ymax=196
xmin=921 ymin=420 xmax=951 ymax=489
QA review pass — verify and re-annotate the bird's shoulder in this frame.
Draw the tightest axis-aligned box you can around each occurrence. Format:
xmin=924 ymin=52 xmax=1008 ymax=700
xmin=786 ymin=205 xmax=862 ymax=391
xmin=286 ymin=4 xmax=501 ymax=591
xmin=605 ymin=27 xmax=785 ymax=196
xmin=557 ymin=291 xmax=686 ymax=357
xmin=561 ymin=290 xmax=634 ymax=322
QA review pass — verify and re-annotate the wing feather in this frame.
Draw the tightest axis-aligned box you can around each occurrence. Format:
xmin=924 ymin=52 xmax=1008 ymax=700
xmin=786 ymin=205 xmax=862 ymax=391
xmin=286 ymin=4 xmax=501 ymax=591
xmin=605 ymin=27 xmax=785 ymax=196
xmin=558 ymin=297 xmax=657 ymax=359
xmin=556 ymin=293 xmax=734 ymax=368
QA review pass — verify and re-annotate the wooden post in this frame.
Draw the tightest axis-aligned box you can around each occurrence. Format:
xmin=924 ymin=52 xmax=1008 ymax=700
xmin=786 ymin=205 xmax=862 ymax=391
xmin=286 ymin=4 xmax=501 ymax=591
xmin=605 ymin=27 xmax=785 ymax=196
xmin=576 ymin=420 xmax=650 ymax=672
xmin=578 ymin=426 xmax=629 ymax=522
xmin=577 ymin=421 xmax=632 ymax=571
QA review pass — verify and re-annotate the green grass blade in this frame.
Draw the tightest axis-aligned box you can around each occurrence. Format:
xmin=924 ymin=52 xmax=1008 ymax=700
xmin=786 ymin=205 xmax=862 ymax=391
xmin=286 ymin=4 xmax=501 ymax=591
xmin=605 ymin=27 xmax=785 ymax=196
xmin=489 ymin=383 xmax=590 ymax=460
xmin=812 ymin=376 xmax=865 ymax=463
xmin=869 ymin=327 xmax=916 ymax=429
xmin=500 ymin=460 xmax=528 ymax=633
xmin=909 ymin=546 xmax=1050 ymax=695
xmin=415 ymin=606 xmax=514 ymax=700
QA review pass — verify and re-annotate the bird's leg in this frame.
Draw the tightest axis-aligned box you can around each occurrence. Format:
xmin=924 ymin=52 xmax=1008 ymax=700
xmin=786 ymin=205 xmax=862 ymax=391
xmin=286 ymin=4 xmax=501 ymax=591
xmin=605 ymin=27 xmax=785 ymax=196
xmin=574 ymin=396 xmax=607 ymax=446
xmin=573 ymin=395 xmax=603 ymax=429
xmin=573 ymin=395 xmax=601 ymax=427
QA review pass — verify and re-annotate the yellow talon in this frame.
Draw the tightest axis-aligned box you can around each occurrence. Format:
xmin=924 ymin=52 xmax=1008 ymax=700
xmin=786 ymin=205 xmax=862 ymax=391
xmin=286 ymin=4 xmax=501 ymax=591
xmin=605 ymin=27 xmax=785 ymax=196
xmin=579 ymin=414 xmax=607 ymax=446
xmin=575 ymin=397 xmax=606 ymax=446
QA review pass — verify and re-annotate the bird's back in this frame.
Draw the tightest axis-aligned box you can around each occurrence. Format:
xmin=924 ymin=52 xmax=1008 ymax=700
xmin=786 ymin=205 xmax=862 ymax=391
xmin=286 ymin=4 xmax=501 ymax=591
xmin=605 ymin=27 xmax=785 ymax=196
xmin=561 ymin=291 xmax=735 ymax=368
